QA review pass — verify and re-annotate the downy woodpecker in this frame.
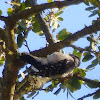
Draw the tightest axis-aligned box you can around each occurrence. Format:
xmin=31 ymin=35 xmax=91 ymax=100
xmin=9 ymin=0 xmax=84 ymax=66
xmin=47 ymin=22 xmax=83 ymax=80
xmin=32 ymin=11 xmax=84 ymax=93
xmin=20 ymin=52 xmax=80 ymax=78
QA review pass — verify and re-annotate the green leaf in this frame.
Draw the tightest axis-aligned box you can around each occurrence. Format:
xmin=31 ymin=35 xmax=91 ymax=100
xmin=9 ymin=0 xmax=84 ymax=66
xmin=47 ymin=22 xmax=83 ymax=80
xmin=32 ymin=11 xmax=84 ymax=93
xmin=47 ymin=0 xmax=53 ymax=3
xmin=87 ymin=37 xmax=92 ymax=42
xmin=17 ymin=26 xmax=24 ymax=34
xmin=91 ymin=58 xmax=98 ymax=65
xmin=27 ymin=91 xmax=36 ymax=98
xmin=73 ymin=49 xmax=82 ymax=59
xmin=52 ymin=80 xmax=59 ymax=87
xmin=87 ymin=36 xmax=98 ymax=43
xmin=32 ymin=19 xmax=44 ymax=35
xmin=71 ymin=79 xmax=81 ymax=90
xmin=82 ymin=55 xmax=94 ymax=62
xmin=0 ymin=10 xmax=2 ymax=15
xmin=73 ymin=49 xmax=77 ymax=55
xmin=85 ymin=79 xmax=99 ymax=88
xmin=98 ymin=46 xmax=100 ymax=51
xmin=87 ymin=64 xmax=95 ymax=69
xmin=57 ymin=29 xmax=71 ymax=41
xmin=82 ymin=52 xmax=94 ymax=62
xmin=0 ymin=56 xmax=5 ymax=66
xmin=17 ymin=25 xmax=27 ymax=36
xmin=89 ymin=10 xmax=98 ymax=17
xmin=57 ymin=17 xmax=63 ymax=21
xmin=93 ymin=90 xmax=100 ymax=99
xmin=73 ymin=68 xmax=86 ymax=77
xmin=19 ymin=21 xmax=27 ymax=29
xmin=86 ymin=58 xmax=98 ymax=69
xmin=52 ymin=81 xmax=55 ymax=87
xmin=21 ymin=2 xmax=26 ymax=10
xmin=60 ymin=83 xmax=66 ymax=89
xmin=73 ymin=68 xmax=80 ymax=74
xmin=66 ymin=77 xmax=81 ymax=92
xmin=7 ymin=8 xmax=13 ymax=16
xmin=86 ymin=82 xmax=98 ymax=88
xmin=85 ymin=6 xmax=97 ymax=11
xmin=56 ymin=6 xmax=66 ymax=15
xmin=79 ymin=69 xmax=86 ymax=77
xmin=83 ymin=52 xmax=91 ymax=56
xmin=55 ymin=11 xmax=63 ymax=17
xmin=94 ymin=79 xmax=99 ymax=82
xmin=17 ymin=33 xmax=25 ymax=48
xmin=45 ymin=84 xmax=54 ymax=92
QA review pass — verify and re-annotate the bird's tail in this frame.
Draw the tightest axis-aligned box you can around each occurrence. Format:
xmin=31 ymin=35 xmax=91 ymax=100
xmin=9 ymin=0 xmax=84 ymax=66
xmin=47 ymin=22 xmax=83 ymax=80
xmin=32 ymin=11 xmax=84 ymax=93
xmin=20 ymin=53 xmax=42 ymax=67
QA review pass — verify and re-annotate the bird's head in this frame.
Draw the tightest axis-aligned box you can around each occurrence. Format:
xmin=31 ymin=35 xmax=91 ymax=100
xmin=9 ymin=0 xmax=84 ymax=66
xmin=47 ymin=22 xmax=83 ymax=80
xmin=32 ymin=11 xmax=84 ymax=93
xmin=69 ymin=54 xmax=80 ymax=68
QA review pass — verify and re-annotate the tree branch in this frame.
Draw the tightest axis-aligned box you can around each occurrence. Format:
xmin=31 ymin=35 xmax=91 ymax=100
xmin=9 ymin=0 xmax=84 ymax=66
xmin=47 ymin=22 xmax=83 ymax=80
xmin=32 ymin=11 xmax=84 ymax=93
xmin=35 ymin=13 xmax=55 ymax=44
xmin=30 ymin=18 xmax=100 ymax=57
xmin=32 ymin=0 xmax=55 ymax=44
xmin=77 ymin=89 xmax=100 ymax=100
xmin=14 ymin=75 xmax=51 ymax=100
xmin=70 ymin=45 xmax=94 ymax=53
xmin=1 ymin=56 xmax=19 ymax=100
xmin=5 ymin=0 xmax=83 ymax=28
xmin=0 ymin=16 xmax=7 ymax=22
xmin=15 ymin=73 xmax=100 ymax=100
xmin=1 ymin=25 xmax=21 ymax=100
xmin=12 ymin=0 xmax=83 ymax=20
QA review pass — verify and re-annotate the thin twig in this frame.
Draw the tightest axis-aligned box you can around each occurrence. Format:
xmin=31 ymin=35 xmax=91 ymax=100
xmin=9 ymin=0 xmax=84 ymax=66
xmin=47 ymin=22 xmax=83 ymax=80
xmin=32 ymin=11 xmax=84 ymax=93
xmin=70 ymin=45 xmax=94 ymax=53
xmin=77 ymin=89 xmax=100 ymax=100
xmin=25 ymin=40 xmax=31 ymax=53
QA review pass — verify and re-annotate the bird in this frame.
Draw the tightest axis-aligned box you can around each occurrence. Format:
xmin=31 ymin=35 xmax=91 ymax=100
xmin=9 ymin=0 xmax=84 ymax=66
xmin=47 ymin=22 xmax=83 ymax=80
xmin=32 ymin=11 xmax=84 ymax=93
xmin=20 ymin=52 xmax=80 ymax=79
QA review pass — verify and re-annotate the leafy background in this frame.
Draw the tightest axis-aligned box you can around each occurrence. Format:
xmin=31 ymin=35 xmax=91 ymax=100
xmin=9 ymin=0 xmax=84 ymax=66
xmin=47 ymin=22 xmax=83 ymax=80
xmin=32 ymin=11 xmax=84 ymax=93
xmin=0 ymin=0 xmax=100 ymax=100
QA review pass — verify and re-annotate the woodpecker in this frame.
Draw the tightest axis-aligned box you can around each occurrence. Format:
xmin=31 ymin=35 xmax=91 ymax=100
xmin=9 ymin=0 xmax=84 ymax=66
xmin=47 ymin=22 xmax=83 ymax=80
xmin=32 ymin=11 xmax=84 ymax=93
xmin=20 ymin=52 xmax=80 ymax=79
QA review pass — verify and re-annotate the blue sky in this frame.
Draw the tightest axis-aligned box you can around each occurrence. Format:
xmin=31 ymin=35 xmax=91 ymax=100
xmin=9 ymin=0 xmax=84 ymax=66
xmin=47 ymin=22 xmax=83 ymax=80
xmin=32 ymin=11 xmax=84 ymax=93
xmin=0 ymin=0 xmax=100 ymax=100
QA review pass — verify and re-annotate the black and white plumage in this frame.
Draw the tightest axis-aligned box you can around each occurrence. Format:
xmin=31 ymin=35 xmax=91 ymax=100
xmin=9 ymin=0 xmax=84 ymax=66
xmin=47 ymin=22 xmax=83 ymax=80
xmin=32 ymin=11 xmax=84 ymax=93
xmin=20 ymin=52 xmax=80 ymax=78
